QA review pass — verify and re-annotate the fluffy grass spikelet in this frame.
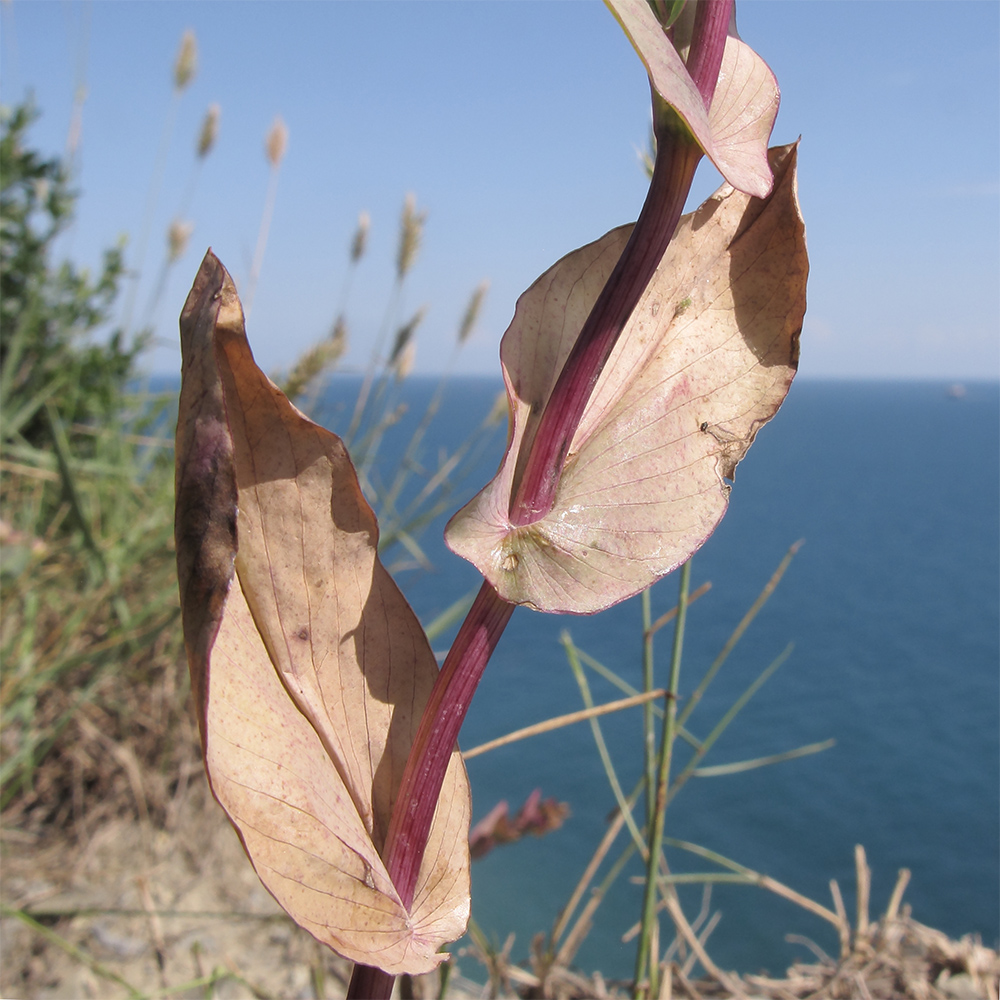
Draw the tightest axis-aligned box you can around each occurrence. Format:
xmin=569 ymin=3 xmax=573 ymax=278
xmin=396 ymin=193 xmax=426 ymax=280
xmin=280 ymin=315 xmax=348 ymax=403
xmin=168 ymin=220 xmax=194 ymax=262
xmin=197 ymin=104 xmax=221 ymax=159
xmin=388 ymin=306 xmax=426 ymax=372
xmin=173 ymin=30 xmax=197 ymax=91
xmin=351 ymin=211 xmax=370 ymax=263
xmin=265 ymin=116 xmax=289 ymax=168
xmin=458 ymin=280 xmax=489 ymax=345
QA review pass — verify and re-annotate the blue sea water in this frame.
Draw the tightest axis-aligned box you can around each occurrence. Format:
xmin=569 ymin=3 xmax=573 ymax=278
xmin=318 ymin=376 xmax=999 ymax=980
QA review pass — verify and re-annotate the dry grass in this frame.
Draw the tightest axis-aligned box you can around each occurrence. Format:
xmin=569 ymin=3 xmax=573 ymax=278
xmin=458 ymin=847 xmax=999 ymax=1000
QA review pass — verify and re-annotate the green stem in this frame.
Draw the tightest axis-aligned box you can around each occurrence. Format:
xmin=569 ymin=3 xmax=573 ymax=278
xmin=635 ymin=559 xmax=690 ymax=996
xmin=641 ymin=588 xmax=656 ymax=830
xmin=677 ymin=540 xmax=802 ymax=730
xmin=563 ymin=633 xmax=646 ymax=855
xmin=669 ymin=643 xmax=793 ymax=802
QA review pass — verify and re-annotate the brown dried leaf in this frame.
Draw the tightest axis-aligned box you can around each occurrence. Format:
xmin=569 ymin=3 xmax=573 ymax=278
xmin=445 ymin=143 xmax=807 ymax=614
xmin=174 ymin=252 xmax=470 ymax=975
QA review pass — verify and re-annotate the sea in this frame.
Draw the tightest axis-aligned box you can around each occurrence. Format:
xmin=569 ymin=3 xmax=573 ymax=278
xmin=309 ymin=375 xmax=1000 ymax=981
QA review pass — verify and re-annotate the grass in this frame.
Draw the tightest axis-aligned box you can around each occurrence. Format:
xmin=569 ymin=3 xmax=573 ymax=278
xmin=0 ymin=386 xmax=185 ymax=831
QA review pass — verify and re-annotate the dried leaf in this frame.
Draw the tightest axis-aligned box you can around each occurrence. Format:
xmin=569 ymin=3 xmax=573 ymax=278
xmin=445 ymin=143 xmax=806 ymax=614
xmin=175 ymin=252 xmax=470 ymax=975
xmin=606 ymin=0 xmax=779 ymax=197
xmin=469 ymin=790 xmax=570 ymax=860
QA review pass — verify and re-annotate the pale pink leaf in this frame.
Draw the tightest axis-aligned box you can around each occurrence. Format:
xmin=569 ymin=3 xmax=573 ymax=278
xmin=445 ymin=144 xmax=807 ymax=614
xmin=606 ymin=0 xmax=779 ymax=196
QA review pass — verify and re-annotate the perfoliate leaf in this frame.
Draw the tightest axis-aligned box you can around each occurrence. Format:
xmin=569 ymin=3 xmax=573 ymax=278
xmin=445 ymin=144 xmax=806 ymax=614
xmin=174 ymin=252 xmax=470 ymax=975
xmin=606 ymin=0 xmax=779 ymax=197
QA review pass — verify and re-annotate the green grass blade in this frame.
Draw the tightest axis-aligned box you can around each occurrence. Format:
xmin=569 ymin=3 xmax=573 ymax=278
xmin=677 ymin=540 xmax=802 ymax=730
xmin=423 ymin=589 xmax=477 ymax=642
xmin=562 ymin=630 xmax=647 ymax=856
xmin=691 ymin=738 xmax=835 ymax=777
xmin=669 ymin=643 xmax=794 ymax=803
xmin=0 ymin=904 xmax=144 ymax=998
xmin=636 ymin=559 xmax=691 ymax=996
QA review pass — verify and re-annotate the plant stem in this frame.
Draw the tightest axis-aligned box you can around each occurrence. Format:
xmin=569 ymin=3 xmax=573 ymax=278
xmin=634 ymin=559 xmax=690 ymax=996
xmin=383 ymin=580 xmax=514 ymax=906
xmin=507 ymin=0 xmax=732 ymax=527
xmin=352 ymin=6 xmax=734 ymax=993
xmin=349 ymin=581 xmax=515 ymax=999
xmin=642 ymin=588 xmax=656 ymax=831
xmin=507 ymin=128 xmax=701 ymax=526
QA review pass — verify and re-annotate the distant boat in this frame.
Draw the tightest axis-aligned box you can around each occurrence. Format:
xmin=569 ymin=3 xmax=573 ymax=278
xmin=947 ymin=383 xmax=967 ymax=399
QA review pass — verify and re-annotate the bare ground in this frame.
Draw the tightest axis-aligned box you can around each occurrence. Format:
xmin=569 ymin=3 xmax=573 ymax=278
xmin=3 ymin=776 xmax=998 ymax=1000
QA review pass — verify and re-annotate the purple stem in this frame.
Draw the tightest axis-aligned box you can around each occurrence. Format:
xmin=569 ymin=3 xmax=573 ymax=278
xmin=382 ymin=581 xmax=515 ymax=906
xmin=507 ymin=0 xmax=733 ymax=527
xmin=347 ymin=5 xmax=733 ymax=996
xmin=348 ymin=583 xmax=515 ymax=1000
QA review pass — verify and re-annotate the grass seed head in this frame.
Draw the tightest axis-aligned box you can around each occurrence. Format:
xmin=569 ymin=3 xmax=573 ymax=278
xmin=458 ymin=280 xmax=490 ymax=345
xmin=389 ymin=306 xmax=426 ymax=370
xmin=197 ymin=103 xmax=221 ymax=159
xmin=281 ymin=318 xmax=348 ymax=402
xmin=396 ymin=193 xmax=426 ymax=280
xmin=265 ymin=116 xmax=289 ymax=168
xmin=174 ymin=30 xmax=197 ymax=91
xmin=350 ymin=211 xmax=370 ymax=263
xmin=394 ymin=338 xmax=417 ymax=380
xmin=168 ymin=220 xmax=194 ymax=262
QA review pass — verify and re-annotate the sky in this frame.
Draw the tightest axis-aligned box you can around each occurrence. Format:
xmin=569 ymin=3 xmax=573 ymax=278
xmin=2 ymin=0 xmax=998 ymax=381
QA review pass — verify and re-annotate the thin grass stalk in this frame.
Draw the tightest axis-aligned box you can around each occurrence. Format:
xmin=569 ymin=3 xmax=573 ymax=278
xmin=42 ymin=404 xmax=101 ymax=570
xmin=677 ymin=541 xmax=802 ymax=730
xmin=391 ymin=397 xmax=503 ymax=523
xmin=244 ymin=162 xmax=282 ymax=317
xmin=346 ymin=197 xmax=421 ymax=446
xmin=119 ymin=94 xmax=182 ymax=338
xmin=554 ymin=830 xmax=638 ymax=971
xmin=1 ymin=905 xmax=143 ymax=998
xmin=382 ymin=373 xmax=447 ymax=514
xmin=647 ymin=582 xmax=711 ymax=637
xmin=829 ymin=879 xmax=852 ymax=958
xmin=382 ymin=279 xmax=485 ymax=514
xmin=642 ymin=587 xmax=656 ymax=830
xmin=690 ymin=738 xmax=835 ymax=777
xmin=550 ymin=784 xmax=633 ymax=949
xmin=570 ymin=582 xmax=708 ymax=725
xmin=462 ymin=688 xmax=666 ymax=761
xmin=377 ymin=396 xmax=505 ymax=557
xmin=564 ymin=632 xmax=648 ymax=855
xmin=623 ymin=885 xmax=721 ymax=949
xmin=422 ymin=589 xmax=478 ymax=643
xmin=668 ymin=643 xmax=794 ymax=803
xmin=662 ymin=837 xmax=842 ymax=928
xmin=636 ymin=559 xmax=690 ymax=996
xmin=662 ymin=892 xmax=747 ymax=999
xmin=344 ymin=280 xmax=402 ymax=445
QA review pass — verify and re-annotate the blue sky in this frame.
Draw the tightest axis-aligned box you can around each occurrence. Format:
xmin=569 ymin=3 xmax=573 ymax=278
xmin=2 ymin=1 xmax=998 ymax=380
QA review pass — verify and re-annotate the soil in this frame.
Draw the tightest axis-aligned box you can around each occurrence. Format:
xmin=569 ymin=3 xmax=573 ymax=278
xmin=2 ymin=773 xmax=997 ymax=1000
